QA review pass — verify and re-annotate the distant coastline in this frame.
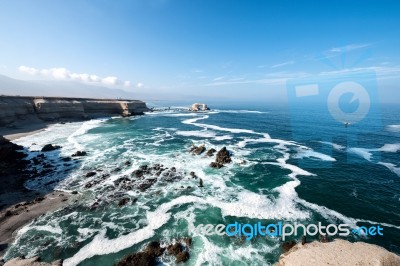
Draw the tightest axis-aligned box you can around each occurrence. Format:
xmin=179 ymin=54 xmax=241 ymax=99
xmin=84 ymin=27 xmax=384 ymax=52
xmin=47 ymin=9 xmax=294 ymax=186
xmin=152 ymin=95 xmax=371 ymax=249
xmin=0 ymin=95 xmax=150 ymax=139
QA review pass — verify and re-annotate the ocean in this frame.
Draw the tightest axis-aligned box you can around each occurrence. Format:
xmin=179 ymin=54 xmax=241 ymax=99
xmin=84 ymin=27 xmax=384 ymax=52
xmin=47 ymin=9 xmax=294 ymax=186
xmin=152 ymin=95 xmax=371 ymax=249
xmin=4 ymin=102 xmax=400 ymax=265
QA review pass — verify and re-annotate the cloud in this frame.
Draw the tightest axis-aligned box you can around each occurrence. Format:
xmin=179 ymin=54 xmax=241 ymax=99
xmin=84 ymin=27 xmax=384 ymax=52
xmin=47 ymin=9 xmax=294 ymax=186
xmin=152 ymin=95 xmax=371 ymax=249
xmin=270 ymin=60 xmax=295 ymax=68
xmin=213 ymin=76 xmax=225 ymax=81
xmin=329 ymin=43 xmax=371 ymax=53
xmin=18 ymin=65 xmax=132 ymax=87
xmin=136 ymin=82 xmax=144 ymax=88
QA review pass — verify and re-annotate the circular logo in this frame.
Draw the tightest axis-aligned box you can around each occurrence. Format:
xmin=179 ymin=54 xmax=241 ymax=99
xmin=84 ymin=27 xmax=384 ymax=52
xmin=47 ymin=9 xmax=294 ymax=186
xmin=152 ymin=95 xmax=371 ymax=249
xmin=327 ymin=81 xmax=370 ymax=124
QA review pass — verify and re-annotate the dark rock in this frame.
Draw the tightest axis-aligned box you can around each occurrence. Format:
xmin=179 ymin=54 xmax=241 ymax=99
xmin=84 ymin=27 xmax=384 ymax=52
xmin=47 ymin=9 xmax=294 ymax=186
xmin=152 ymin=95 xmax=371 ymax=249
xmin=175 ymin=251 xmax=190 ymax=263
xmin=192 ymin=145 xmax=206 ymax=155
xmin=34 ymin=196 xmax=45 ymax=202
xmin=113 ymin=167 xmax=122 ymax=173
xmin=71 ymin=191 xmax=78 ymax=195
xmin=84 ymin=182 xmax=93 ymax=189
xmin=124 ymin=161 xmax=131 ymax=166
xmin=206 ymin=148 xmax=216 ymax=157
xmin=85 ymin=172 xmax=96 ymax=178
xmin=137 ymin=179 xmax=157 ymax=192
xmin=41 ymin=144 xmax=61 ymax=152
xmin=144 ymin=241 xmax=165 ymax=257
xmin=167 ymin=243 xmax=183 ymax=256
xmin=282 ymin=240 xmax=296 ymax=252
xmin=183 ymin=237 xmax=192 ymax=247
xmin=115 ymin=252 xmax=156 ymax=266
xmin=171 ymin=167 xmax=176 ymax=172
xmin=5 ymin=210 xmax=12 ymax=217
xmin=189 ymin=171 xmax=196 ymax=178
xmin=210 ymin=162 xmax=224 ymax=169
xmin=118 ymin=198 xmax=130 ymax=207
xmin=199 ymin=178 xmax=204 ymax=187
xmin=215 ymin=147 xmax=231 ymax=164
xmin=71 ymin=151 xmax=87 ymax=157
xmin=132 ymin=169 xmax=144 ymax=178
xmin=302 ymin=236 xmax=306 ymax=245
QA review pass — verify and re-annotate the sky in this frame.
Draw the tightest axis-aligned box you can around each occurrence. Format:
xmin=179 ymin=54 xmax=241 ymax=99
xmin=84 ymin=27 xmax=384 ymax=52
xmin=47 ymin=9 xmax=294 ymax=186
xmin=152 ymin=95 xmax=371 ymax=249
xmin=0 ymin=0 xmax=399 ymax=102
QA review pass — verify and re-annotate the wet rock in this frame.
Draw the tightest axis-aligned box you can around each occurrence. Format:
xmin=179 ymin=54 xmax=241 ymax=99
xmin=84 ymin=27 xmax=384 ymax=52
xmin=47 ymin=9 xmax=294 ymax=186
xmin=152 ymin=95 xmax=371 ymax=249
xmin=175 ymin=251 xmax=190 ymax=263
xmin=84 ymin=182 xmax=93 ymax=189
xmin=124 ymin=161 xmax=131 ymax=166
xmin=115 ymin=252 xmax=156 ymax=266
xmin=118 ymin=198 xmax=130 ymax=207
xmin=189 ymin=171 xmax=197 ymax=178
xmin=41 ymin=144 xmax=61 ymax=152
xmin=85 ymin=172 xmax=96 ymax=177
xmin=132 ymin=169 xmax=144 ymax=178
xmin=114 ymin=176 xmax=131 ymax=185
xmin=206 ymin=148 xmax=216 ymax=157
xmin=192 ymin=145 xmax=206 ymax=155
xmin=302 ymin=236 xmax=306 ymax=245
xmin=282 ymin=240 xmax=297 ymax=252
xmin=215 ymin=147 xmax=231 ymax=164
xmin=183 ymin=237 xmax=192 ymax=247
xmin=113 ymin=167 xmax=122 ymax=173
xmin=144 ymin=241 xmax=165 ymax=257
xmin=71 ymin=191 xmax=78 ymax=195
xmin=167 ymin=243 xmax=183 ymax=256
xmin=199 ymin=178 xmax=204 ymax=187
xmin=71 ymin=151 xmax=87 ymax=157
xmin=137 ymin=179 xmax=157 ymax=191
xmin=210 ymin=162 xmax=224 ymax=168
xmin=171 ymin=167 xmax=176 ymax=172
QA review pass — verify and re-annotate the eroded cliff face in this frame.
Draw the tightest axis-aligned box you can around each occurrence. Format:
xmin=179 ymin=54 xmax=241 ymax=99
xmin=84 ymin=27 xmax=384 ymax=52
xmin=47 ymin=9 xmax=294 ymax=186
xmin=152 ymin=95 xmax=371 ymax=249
xmin=0 ymin=96 xmax=149 ymax=126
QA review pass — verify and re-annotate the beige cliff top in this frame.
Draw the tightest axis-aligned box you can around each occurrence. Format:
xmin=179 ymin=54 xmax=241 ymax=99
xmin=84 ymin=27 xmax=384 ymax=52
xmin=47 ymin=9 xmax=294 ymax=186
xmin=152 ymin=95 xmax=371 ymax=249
xmin=276 ymin=239 xmax=400 ymax=266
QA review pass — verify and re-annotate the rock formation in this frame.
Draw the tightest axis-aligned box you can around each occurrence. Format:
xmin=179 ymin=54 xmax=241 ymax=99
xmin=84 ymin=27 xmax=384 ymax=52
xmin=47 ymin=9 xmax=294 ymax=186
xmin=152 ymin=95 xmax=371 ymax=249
xmin=210 ymin=147 xmax=232 ymax=168
xmin=0 ymin=96 xmax=149 ymax=127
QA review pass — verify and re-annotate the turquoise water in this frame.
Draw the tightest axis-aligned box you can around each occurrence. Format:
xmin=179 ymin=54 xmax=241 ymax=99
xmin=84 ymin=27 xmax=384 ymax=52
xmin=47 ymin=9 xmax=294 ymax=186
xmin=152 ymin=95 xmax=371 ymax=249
xmin=5 ymin=103 xmax=400 ymax=265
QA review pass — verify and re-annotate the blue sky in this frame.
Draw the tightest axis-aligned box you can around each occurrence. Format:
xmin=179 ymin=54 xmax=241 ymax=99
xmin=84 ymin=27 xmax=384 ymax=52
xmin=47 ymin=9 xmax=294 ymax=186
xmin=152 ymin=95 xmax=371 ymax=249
xmin=0 ymin=0 xmax=399 ymax=102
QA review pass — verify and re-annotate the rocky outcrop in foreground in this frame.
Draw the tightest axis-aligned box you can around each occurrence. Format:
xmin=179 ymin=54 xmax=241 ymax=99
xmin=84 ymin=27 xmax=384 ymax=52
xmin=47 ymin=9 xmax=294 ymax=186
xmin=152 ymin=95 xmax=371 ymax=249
xmin=276 ymin=239 xmax=400 ymax=266
xmin=0 ymin=96 xmax=149 ymax=126
xmin=115 ymin=238 xmax=192 ymax=266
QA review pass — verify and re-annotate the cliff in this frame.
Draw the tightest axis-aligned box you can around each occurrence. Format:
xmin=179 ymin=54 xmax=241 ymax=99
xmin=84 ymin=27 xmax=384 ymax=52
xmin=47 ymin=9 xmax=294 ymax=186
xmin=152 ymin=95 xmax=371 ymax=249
xmin=0 ymin=96 xmax=149 ymax=127
xmin=275 ymin=239 xmax=400 ymax=266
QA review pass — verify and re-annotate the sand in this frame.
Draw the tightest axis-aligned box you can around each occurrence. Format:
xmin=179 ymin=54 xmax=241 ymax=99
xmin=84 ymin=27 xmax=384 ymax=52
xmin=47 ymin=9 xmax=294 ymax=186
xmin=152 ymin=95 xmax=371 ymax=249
xmin=276 ymin=239 xmax=400 ymax=266
xmin=0 ymin=120 xmax=49 ymax=141
xmin=0 ymin=191 xmax=74 ymax=257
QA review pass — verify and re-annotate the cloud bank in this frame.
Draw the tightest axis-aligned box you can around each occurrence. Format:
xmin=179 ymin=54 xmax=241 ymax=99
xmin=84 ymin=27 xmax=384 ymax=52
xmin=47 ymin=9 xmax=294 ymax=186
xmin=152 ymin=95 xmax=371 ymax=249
xmin=18 ymin=66 xmax=131 ymax=87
